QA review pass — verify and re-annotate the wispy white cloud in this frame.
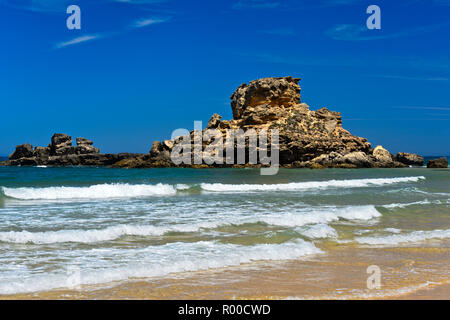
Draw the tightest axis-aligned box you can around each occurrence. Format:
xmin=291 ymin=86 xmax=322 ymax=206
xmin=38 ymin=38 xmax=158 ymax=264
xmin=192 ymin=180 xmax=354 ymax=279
xmin=54 ymin=34 xmax=101 ymax=49
xmin=54 ymin=15 xmax=170 ymax=49
xmin=130 ymin=17 xmax=169 ymax=28
xmin=325 ymin=22 xmax=450 ymax=41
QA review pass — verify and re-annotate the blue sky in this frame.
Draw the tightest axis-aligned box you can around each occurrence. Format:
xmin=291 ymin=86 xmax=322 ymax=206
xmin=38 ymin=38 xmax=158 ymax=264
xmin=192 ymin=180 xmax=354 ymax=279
xmin=1 ymin=0 xmax=449 ymax=156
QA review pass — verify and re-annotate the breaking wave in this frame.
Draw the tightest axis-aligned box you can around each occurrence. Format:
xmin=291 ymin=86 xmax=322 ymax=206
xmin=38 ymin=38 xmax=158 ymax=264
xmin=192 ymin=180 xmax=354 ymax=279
xmin=0 ymin=205 xmax=381 ymax=244
xmin=257 ymin=205 xmax=381 ymax=227
xmin=382 ymin=199 xmax=445 ymax=209
xmin=355 ymin=229 xmax=450 ymax=245
xmin=0 ymin=223 xmax=223 ymax=244
xmin=201 ymin=176 xmax=425 ymax=193
xmin=1 ymin=176 xmax=426 ymax=201
xmin=295 ymin=224 xmax=338 ymax=239
xmin=1 ymin=183 xmax=177 ymax=200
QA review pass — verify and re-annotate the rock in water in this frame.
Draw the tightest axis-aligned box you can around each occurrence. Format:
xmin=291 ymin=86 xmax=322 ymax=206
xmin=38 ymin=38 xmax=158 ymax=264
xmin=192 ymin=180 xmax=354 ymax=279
xmin=396 ymin=152 xmax=424 ymax=166
xmin=0 ymin=76 xmax=425 ymax=169
xmin=427 ymin=157 xmax=448 ymax=168
xmin=108 ymin=76 xmax=417 ymax=169
xmin=220 ymin=77 xmax=371 ymax=164
xmin=371 ymin=145 xmax=396 ymax=167
xmin=1 ymin=133 xmax=127 ymax=167
xmin=9 ymin=144 xmax=34 ymax=160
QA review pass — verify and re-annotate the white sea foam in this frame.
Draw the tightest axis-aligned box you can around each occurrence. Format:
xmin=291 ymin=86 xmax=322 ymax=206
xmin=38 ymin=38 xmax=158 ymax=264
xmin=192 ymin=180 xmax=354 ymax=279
xmin=259 ymin=205 xmax=381 ymax=228
xmin=0 ymin=239 xmax=322 ymax=294
xmin=1 ymin=176 xmax=426 ymax=201
xmin=355 ymin=229 xmax=450 ymax=245
xmin=382 ymin=199 xmax=442 ymax=209
xmin=0 ymin=205 xmax=380 ymax=244
xmin=296 ymin=224 xmax=338 ymax=239
xmin=201 ymin=176 xmax=425 ymax=193
xmin=0 ymin=225 xmax=165 ymax=244
xmin=0 ymin=222 xmax=225 ymax=244
xmin=1 ymin=183 xmax=177 ymax=200
xmin=285 ymin=281 xmax=441 ymax=300
xmin=384 ymin=228 xmax=402 ymax=234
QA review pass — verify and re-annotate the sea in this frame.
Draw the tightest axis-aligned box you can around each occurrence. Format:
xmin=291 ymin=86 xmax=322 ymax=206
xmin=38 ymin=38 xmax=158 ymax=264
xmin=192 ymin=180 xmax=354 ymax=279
xmin=0 ymin=158 xmax=449 ymax=296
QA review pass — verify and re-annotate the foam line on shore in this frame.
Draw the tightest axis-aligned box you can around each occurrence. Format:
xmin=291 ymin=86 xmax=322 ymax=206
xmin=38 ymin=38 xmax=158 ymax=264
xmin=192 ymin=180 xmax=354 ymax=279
xmin=355 ymin=229 xmax=450 ymax=245
xmin=382 ymin=199 xmax=446 ymax=209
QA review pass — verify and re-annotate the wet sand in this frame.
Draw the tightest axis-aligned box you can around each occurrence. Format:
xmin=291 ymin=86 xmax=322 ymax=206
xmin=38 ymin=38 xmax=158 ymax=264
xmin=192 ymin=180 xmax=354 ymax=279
xmin=3 ymin=243 xmax=449 ymax=300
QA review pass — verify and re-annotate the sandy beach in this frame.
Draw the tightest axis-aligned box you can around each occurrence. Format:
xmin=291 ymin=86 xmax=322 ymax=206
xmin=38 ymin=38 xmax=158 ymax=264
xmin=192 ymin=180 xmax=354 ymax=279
xmin=3 ymin=241 xmax=448 ymax=300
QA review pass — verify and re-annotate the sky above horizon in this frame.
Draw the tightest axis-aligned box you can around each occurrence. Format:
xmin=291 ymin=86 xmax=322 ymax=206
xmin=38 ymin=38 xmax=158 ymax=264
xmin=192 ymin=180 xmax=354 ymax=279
xmin=1 ymin=0 xmax=449 ymax=156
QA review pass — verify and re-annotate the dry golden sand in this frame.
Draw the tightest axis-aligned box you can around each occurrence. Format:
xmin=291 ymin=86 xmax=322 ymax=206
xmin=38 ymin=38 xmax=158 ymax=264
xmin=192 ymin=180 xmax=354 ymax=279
xmin=2 ymin=243 xmax=449 ymax=300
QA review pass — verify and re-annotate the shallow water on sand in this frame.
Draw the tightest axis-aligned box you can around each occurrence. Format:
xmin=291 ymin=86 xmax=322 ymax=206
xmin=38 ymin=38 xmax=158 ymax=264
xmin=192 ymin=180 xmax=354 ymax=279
xmin=0 ymin=167 xmax=448 ymax=297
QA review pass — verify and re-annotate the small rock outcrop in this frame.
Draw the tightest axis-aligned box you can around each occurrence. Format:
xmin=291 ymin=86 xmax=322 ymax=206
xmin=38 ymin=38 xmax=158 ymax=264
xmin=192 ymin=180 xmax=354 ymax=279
xmin=47 ymin=134 xmax=100 ymax=156
xmin=1 ymin=134 xmax=140 ymax=167
xmin=427 ymin=157 xmax=448 ymax=168
xmin=396 ymin=152 xmax=424 ymax=166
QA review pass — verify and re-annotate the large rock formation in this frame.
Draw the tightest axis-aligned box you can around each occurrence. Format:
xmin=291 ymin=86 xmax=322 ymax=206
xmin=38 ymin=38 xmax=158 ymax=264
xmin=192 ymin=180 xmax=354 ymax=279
xmin=114 ymin=77 xmax=408 ymax=169
xmin=427 ymin=157 xmax=448 ymax=168
xmin=1 ymin=77 xmax=425 ymax=169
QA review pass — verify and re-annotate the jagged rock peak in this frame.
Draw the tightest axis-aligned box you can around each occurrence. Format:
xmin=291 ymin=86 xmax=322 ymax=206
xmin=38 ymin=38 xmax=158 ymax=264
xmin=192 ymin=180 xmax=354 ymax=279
xmin=230 ymin=76 xmax=301 ymax=120
xmin=9 ymin=144 xmax=34 ymax=160
xmin=51 ymin=133 xmax=72 ymax=149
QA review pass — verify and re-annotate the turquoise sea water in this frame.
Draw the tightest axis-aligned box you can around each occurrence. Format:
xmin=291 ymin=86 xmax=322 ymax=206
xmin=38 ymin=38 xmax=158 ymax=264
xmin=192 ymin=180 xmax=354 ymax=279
xmin=0 ymin=166 xmax=449 ymax=295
